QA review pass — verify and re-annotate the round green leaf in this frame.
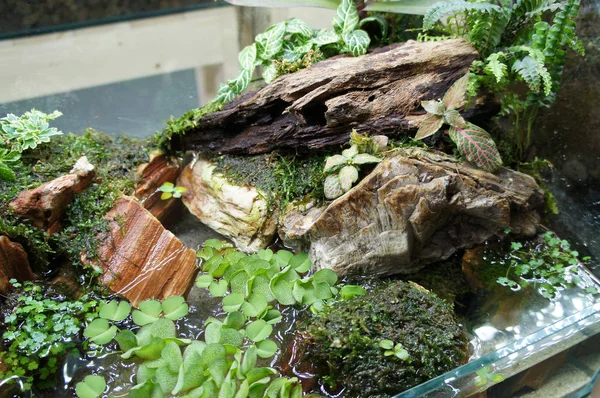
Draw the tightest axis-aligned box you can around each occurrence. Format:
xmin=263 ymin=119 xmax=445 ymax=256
xmin=75 ymin=375 xmax=106 ymax=398
xmin=99 ymin=300 xmax=131 ymax=322
xmin=223 ymin=293 xmax=245 ymax=313
xmin=209 ymin=279 xmax=229 ymax=297
xmin=257 ymin=249 xmax=273 ymax=261
xmin=133 ymin=299 xmax=162 ymax=326
xmin=339 ymin=284 xmax=367 ymax=300
xmin=261 ymin=309 xmax=282 ymax=325
xmin=241 ymin=345 xmax=257 ymax=377
xmin=84 ymin=319 xmax=118 ymax=345
xmin=289 ymin=253 xmax=311 ymax=273
xmin=229 ymin=271 xmax=250 ymax=297
xmin=246 ymin=320 xmax=273 ymax=342
xmin=161 ymin=341 xmax=184 ymax=373
xmin=115 ymin=329 xmax=138 ymax=352
xmin=220 ymin=328 xmax=244 ymax=348
xmin=162 ymin=296 xmax=189 ymax=320
xmin=256 ymin=340 xmax=278 ymax=359
xmin=271 ymin=280 xmax=296 ymax=306
xmin=379 ymin=339 xmax=394 ymax=350
xmin=314 ymin=281 xmax=334 ymax=300
xmin=324 ymin=174 xmax=344 ymax=200
xmin=313 ymin=269 xmax=338 ymax=286
xmin=196 ymin=274 xmax=214 ymax=288
xmin=241 ymin=294 xmax=268 ymax=318
xmin=339 ymin=165 xmax=359 ymax=192
xmin=150 ymin=318 xmax=177 ymax=339
xmin=224 ymin=311 xmax=247 ymax=330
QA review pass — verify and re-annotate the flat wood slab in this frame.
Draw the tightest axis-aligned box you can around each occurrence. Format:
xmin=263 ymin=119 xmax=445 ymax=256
xmin=175 ymin=38 xmax=490 ymax=155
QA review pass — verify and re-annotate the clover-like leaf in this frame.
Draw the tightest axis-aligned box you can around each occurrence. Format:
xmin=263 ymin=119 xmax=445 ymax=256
xmin=289 ymin=252 xmax=311 ymax=273
xmin=261 ymin=309 xmax=282 ymax=325
xmin=223 ymin=293 xmax=245 ymax=313
xmin=338 ymin=165 xmax=359 ymax=192
xmin=422 ymin=100 xmax=445 ymax=115
xmin=242 ymin=294 xmax=269 ymax=318
xmin=99 ymin=300 xmax=131 ymax=322
xmin=196 ymin=274 xmax=214 ymax=288
xmin=132 ymin=299 xmax=162 ymax=326
xmin=415 ymin=114 xmax=444 ymax=140
xmin=115 ymin=329 xmax=138 ymax=352
xmin=443 ymin=74 xmax=469 ymax=110
xmin=161 ymin=296 xmax=189 ymax=321
xmin=449 ymin=122 xmax=503 ymax=172
xmin=379 ymin=339 xmax=394 ymax=350
xmin=75 ymin=375 xmax=106 ymax=398
xmin=256 ymin=339 xmax=278 ymax=359
xmin=209 ymin=279 xmax=229 ymax=297
xmin=224 ymin=311 xmax=247 ymax=330
xmin=84 ymin=319 xmax=118 ymax=345
xmin=314 ymin=269 xmax=339 ymax=286
xmin=246 ymin=319 xmax=273 ymax=342
xmin=324 ymin=174 xmax=345 ymax=200
xmin=159 ymin=182 xmax=175 ymax=192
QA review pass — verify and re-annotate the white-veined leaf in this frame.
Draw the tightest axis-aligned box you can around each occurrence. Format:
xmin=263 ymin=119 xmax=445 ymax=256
xmin=262 ymin=62 xmax=277 ymax=84
xmin=238 ymin=44 xmax=257 ymax=70
xmin=286 ymin=18 xmax=314 ymax=38
xmin=338 ymin=165 xmax=359 ymax=192
xmin=343 ymin=29 xmax=370 ymax=56
xmin=324 ymin=174 xmax=345 ymax=199
xmin=421 ymin=100 xmax=445 ymax=115
xmin=256 ymin=22 xmax=287 ymax=59
xmin=332 ymin=0 xmax=359 ymax=36
xmin=352 ymin=153 xmax=381 ymax=165
xmin=323 ymin=154 xmax=347 ymax=172
xmin=224 ymin=0 xmax=340 ymax=8
xmin=313 ymin=29 xmax=341 ymax=46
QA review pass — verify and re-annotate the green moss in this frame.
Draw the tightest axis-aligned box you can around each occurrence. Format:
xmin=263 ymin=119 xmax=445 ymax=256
xmin=274 ymin=49 xmax=324 ymax=78
xmin=0 ymin=130 xmax=149 ymax=273
xmin=306 ymin=280 xmax=467 ymax=397
xmin=213 ymin=152 xmax=327 ymax=209
xmin=154 ymin=101 xmax=223 ymax=152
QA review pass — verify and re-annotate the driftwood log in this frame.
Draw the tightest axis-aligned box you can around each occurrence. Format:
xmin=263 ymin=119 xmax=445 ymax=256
xmin=175 ymin=38 xmax=497 ymax=155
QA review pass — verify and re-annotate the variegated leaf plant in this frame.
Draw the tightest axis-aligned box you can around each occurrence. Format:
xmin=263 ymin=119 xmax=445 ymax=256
xmin=415 ymin=74 xmax=502 ymax=172
xmin=323 ymin=135 xmax=386 ymax=199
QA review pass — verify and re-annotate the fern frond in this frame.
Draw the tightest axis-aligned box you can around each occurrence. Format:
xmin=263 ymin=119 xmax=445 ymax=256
xmin=512 ymin=55 xmax=543 ymax=93
xmin=417 ymin=32 xmax=454 ymax=41
xmin=467 ymin=10 xmax=509 ymax=56
xmin=423 ymin=0 xmax=501 ymax=30
xmin=484 ymin=52 xmax=508 ymax=83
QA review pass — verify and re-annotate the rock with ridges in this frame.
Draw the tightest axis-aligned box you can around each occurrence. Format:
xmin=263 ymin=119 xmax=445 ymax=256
xmin=0 ymin=236 xmax=36 ymax=294
xmin=92 ymin=197 xmax=197 ymax=306
xmin=178 ymin=157 xmax=278 ymax=252
xmin=281 ymin=148 xmax=544 ymax=276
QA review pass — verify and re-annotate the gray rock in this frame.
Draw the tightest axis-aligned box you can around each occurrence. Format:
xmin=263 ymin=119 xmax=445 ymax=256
xmin=280 ymin=148 xmax=544 ymax=276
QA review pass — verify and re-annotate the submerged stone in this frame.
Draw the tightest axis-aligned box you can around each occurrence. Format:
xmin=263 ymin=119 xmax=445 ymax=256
xmin=304 ymin=280 xmax=467 ymax=397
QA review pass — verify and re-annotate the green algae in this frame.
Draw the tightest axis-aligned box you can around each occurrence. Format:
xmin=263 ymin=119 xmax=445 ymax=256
xmin=305 ymin=280 xmax=467 ymax=397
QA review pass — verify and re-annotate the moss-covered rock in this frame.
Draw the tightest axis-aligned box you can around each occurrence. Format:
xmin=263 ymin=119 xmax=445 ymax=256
xmin=305 ymin=280 xmax=467 ymax=397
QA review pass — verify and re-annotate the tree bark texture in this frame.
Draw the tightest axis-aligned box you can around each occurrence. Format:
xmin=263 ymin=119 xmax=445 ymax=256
xmin=175 ymin=38 xmax=496 ymax=155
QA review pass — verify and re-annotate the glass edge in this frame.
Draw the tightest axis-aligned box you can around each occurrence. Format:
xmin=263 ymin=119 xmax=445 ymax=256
xmin=393 ymin=301 xmax=600 ymax=398
xmin=0 ymin=1 xmax=229 ymax=41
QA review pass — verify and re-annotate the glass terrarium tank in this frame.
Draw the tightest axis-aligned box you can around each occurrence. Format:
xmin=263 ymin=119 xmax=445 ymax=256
xmin=0 ymin=1 xmax=599 ymax=397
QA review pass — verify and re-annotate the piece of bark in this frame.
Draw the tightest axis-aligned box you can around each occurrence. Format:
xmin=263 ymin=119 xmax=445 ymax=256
xmin=0 ymin=236 xmax=36 ymax=294
xmin=10 ymin=156 xmax=95 ymax=233
xmin=174 ymin=39 xmax=495 ymax=155
xmin=135 ymin=152 xmax=182 ymax=223
xmin=91 ymin=197 xmax=197 ymax=307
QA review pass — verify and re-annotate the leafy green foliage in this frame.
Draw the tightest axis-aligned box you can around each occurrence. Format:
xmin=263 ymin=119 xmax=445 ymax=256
xmin=0 ymin=280 xmax=99 ymax=391
xmin=415 ymin=74 xmax=502 ymax=172
xmin=498 ymin=232 xmax=598 ymax=299
xmin=78 ymin=241 xmax=366 ymax=397
xmin=322 ymin=134 xmax=384 ymax=199
xmin=420 ymin=0 xmax=584 ymax=158
xmin=75 ymin=375 xmax=106 ymax=398
xmin=158 ymin=182 xmax=187 ymax=200
xmin=474 ymin=366 xmax=504 ymax=387
xmin=0 ymin=110 xmax=63 ymax=181
xmin=306 ymin=280 xmax=466 ymax=396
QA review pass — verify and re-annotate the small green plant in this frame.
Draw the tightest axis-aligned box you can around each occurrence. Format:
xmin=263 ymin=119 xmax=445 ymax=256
xmin=78 ymin=240 xmax=366 ymax=397
xmin=497 ymin=232 xmax=597 ymax=299
xmin=0 ymin=280 xmax=99 ymax=391
xmin=415 ymin=74 xmax=503 ymax=172
xmin=379 ymin=339 xmax=410 ymax=360
xmin=158 ymin=182 xmax=187 ymax=200
xmin=322 ymin=137 xmax=383 ymax=200
xmin=474 ymin=366 xmax=504 ymax=388
xmin=0 ymin=109 xmax=63 ymax=181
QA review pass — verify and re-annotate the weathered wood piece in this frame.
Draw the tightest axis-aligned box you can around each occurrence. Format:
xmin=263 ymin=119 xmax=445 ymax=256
xmin=0 ymin=236 xmax=36 ymax=294
xmin=175 ymin=38 xmax=492 ymax=155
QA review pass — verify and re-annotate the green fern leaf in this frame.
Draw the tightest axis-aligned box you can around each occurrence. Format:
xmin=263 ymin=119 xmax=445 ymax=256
xmin=484 ymin=52 xmax=508 ymax=83
xmin=423 ymin=0 xmax=501 ymax=30
xmin=512 ymin=56 xmax=542 ymax=93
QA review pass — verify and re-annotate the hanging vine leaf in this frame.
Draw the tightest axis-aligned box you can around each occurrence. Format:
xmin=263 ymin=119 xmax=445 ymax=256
xmin=442 ymin=73 xmax=469 ymax=110
xmin=415 ymin=114 xmax=444 ymax=140
xmin=238 ymin=44 xmax=257 ymax=71
xmin=449 ymin=122 xmax=503 ymax=172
